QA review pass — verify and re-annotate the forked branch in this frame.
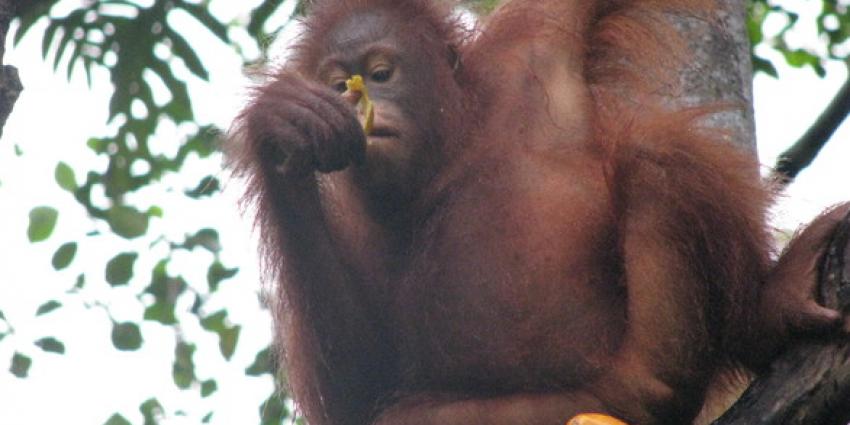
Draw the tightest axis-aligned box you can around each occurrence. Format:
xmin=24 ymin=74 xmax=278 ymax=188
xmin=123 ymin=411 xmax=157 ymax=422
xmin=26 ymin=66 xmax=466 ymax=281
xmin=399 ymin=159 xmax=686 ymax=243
xmin=714 ymin=209 xmax=850 ymax=425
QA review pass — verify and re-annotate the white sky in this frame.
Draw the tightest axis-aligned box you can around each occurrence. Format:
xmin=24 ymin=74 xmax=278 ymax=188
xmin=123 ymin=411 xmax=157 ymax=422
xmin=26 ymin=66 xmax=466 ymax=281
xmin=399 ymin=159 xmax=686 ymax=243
xmin=0 ymin=1 xmax=848 ymax=424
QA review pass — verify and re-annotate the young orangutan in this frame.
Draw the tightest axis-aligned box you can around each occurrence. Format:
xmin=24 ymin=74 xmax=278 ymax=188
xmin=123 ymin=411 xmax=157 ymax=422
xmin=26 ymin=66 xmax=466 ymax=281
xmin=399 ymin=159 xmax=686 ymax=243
xmin=229 ymin=1 xmax=850 ymax=423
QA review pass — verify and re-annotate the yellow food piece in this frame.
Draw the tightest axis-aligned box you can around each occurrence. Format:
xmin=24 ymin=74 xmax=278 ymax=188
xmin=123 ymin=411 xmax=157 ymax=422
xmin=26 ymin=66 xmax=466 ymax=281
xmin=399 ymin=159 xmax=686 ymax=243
xmin=566 ymin=413 xmax=629 ymax=425
xmin=345 ymin=75 xmax=374 ymax=135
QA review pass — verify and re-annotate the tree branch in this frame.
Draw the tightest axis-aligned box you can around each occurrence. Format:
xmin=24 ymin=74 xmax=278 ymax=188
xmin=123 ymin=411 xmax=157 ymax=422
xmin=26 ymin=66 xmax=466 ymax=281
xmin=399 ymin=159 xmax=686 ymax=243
xmin=772 ymin=74 xmax=850 ymax=185
xmin=713 ymin=209 xmax=850 ymax=425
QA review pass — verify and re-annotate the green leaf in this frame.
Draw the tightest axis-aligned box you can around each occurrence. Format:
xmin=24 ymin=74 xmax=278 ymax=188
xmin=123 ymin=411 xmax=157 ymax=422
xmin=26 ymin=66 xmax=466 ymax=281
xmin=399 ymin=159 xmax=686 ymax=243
xmin=55 ymin=162 xmax=77 ymax=192
xmin=219 ymin=326 xmax=240 ymax=360
xmin=10 ymin=353 xmax=32 ymax=378
xmin=107 ymin=206 xmax=149 ymax=239
xmin=73 ymin=273 xmax=86 ymax=291
xmin=27 ymin=206 xmax=58 ymax=242
xmin=201 ymin=379 xmax=218 ymax=397
xmin=140 ymin=398 xmax=163 ymax=425
xmin=747 ymin=0 xmax=768 ymax=47
xmin=469 ymin=0 xmax=500 ymax=14
xmin=190 ymin=295 xmax=203 ymax=315
xmin=106 ymin=252 xmax=139 ymax=286
xmin=201 ymin=311 xmax=241 ymax=360
xmin=200 ymin=311 xmax=227 ymax=331
xmin=87 ymin=137 xmax=106 ymax=153
xmin=51 ymin=15 xmax=77 ymax=72
xmin=202 ymin=412 xmax=214 ymax=423
xmin=752 ymin=55 xmax=778 ymax=78
xmin=260 ymin=393 xmax=289 ymax=424
xmin=0 ymin=310 xmax=5 ymax=321
xmin=146 ymin=260 xmax=171 ymax=298
xmin=112 ymin=322 xmax=143 ymax=351
xmin=52 ymin=242 xmax=78 ymax=270
xmin=65 ymin=35 xmax=86 ymax=80
xmin=14 ymin=0 xmax=61 ymax=45
xmin=165 ymin=28 xmax=209 ymax=80
xmin=35 ymin=337 xmax=66 ymax=354
xmin=104 ymin=414 xmax=133 ymax=425
xmin=42 ymin=21 xmax=60 ymax=59
xmin=181 ymin=3 xmax=230 ymax=43
xmin=147 ymin=206 xmax=164 ymax=218
xmin=208 ymin=261 xmax=238 ymax=292
xmin=248 ymin=0 xmax=286 ymax=36
xmin=184 ymin=229 xmax=220 ymax=253
xmin=146 ymin=59 xmax=195 ymax=123
xmin=36 ymin=300 xmax=62 ymax=316
xmin=143 ymin=261 xmax=183 ymax=325
xmin=182 ymin=125 xmax=218 ymax=158
xmin=782 ymin=48 xmax=820 ymax=70
xmin=173 ymin=341 xmax=196 ymax=389
xmin=185 ymin=176 xmax=220 ymax=198
xmin=246 ymin=347 xmax=273 ymax=376
xmin=143 ymin=301 xmax=178 ymax=325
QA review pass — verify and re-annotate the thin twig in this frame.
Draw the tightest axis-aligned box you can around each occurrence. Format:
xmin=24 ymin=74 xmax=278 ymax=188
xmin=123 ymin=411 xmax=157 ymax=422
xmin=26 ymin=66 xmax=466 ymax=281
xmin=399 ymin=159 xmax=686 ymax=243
xmin=772 ymin=73 xmax=850 ymax=185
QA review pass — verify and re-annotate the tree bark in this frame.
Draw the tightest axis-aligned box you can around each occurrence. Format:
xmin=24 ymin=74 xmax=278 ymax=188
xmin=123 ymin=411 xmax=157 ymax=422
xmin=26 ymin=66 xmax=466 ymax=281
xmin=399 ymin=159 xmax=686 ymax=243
xmin=674 ymin=0 xmax=756 ymax=153
xmin=675 ymin=2 xmax=850 ymax=423
xmin=713 ymin=209 xmax=850 ymax=425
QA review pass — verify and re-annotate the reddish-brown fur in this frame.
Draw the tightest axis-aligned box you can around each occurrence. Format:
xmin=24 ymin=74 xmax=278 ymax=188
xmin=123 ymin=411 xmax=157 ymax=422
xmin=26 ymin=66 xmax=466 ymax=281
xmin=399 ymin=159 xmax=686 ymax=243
xmin=229 ymin=1 xmax=849 ymax=424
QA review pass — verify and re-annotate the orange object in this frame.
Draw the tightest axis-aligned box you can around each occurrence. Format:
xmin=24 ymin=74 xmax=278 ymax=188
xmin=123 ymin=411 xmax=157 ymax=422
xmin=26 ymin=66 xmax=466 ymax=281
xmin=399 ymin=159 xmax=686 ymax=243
xmin=344 ymin=75 xmax=374 ymax=135
xmin=566 ymin=413 xmax=629 ymax=425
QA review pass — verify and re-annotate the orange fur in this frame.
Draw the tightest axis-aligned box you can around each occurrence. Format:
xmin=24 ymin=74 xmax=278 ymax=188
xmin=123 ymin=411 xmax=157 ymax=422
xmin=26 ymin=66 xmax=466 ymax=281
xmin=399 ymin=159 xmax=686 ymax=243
xmin=228 ymin=1 xmax=845 ymax=424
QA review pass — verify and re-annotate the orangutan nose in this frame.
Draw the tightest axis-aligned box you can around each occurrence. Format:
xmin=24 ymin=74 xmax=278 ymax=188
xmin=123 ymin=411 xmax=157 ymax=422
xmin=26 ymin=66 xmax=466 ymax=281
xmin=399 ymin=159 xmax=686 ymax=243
xmin=342 ymin=90 xmax=362 ymax=106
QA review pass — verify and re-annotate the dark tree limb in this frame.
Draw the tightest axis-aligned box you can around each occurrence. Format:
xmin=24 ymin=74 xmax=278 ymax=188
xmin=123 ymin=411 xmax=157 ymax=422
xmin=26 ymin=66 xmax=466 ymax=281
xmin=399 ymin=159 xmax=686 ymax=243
xmin=772 ymin=74 xmax=850 ymax=185
xmin=0 ymin=0 xmax=22 ymax=140
xmin=713 ymin=209 xmax=850 ymax=425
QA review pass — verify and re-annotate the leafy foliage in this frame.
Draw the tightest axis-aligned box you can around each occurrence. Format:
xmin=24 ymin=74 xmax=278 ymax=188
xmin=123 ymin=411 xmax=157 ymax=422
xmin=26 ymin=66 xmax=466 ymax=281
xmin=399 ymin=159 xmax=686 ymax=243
xmin=140 ymin=399 xmax=164 ymax=425
xmin=35 ymin=300 xmax=62 ymax=316
xmin=172 ymin=341 xmax=196 ymax=389
xmin=260 ymin=393 xmax=294 ymax=425
xmin=112 ymin=322 xmax=143 ymax=351
xmin=464 ymin=0 xmax=501 ymax=14
xmin=10 ymin=353 xmax=32 ymax=378
xmin=105 ymin=252 xmax=138 ymax=286
xmin=27 ymin=206 xmax=58 ymax=242
xmin=34 ymin=337 xmax=66 ymax=354
xmin=748 ymin=0 xmax=850 ymax=78
xmin=105 ymin=413 xmax=133 ymax=425
xmin=246 ymin=346 xmax=273 ymax=376
xmin=51 ymin=242 xmax=77 ymax=270
xmin=7 ymin=0 xmax=265 ymax=421
xmin=55 ymin=162 xmax=78 ymax=192
xmin=201 ymin=310 xmax=242 ymax=361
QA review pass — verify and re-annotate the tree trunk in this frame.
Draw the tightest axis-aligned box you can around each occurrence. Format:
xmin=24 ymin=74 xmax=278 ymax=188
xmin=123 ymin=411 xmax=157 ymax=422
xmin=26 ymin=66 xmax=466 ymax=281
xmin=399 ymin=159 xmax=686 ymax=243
xmin=674 ymin=2 xmax=850 ymax=423
xmin=674 ymin=0 xmax=756 ymax=152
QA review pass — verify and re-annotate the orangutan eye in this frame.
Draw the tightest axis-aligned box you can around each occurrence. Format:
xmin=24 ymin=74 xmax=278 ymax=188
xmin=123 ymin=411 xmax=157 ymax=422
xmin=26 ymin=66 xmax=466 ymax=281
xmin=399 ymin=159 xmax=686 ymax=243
xmin=331 ymin=80 xmax=348 ymax=93
xmin=326 ymin=67 xmax=350 ymax=93
xmin=370 ymin=67 xmax=393 ymax=83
